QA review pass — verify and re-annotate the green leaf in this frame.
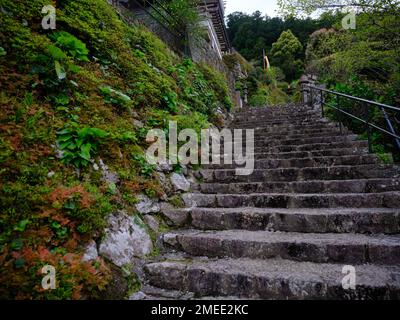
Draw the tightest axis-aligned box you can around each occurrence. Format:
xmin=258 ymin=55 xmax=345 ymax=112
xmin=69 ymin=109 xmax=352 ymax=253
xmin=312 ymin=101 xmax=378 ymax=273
xmin=47 ymin=45 xmax=66 ymax=60
xmin=0 ymin=47 xmax=6 ymax=57
xmin=68 ymin=64 xmax=81 ymax=73
xmin=14 ymin=258 xmax=25 ymax=269
xmin=78 ymin=127 xmax=91 ymax=139
xmin=79 ymin=143 xmax=91 ymax=161
xmin=54 ymin=94 xmax=70 ymax=105
xmin=58 ymin=141 xmax=75 ymax=150
xmin=89 ymin=128 xmax=108 ymax=138
xmin=11 ymin=239 xmax=23 ymax=250
xmin=56 ymin=128 xmax=74 ymax=135
xmin=107 ymin=183 xmax=117 ymax=195
xmin=63 ymin=201 xmax=77 ymax=211
xmin=55 ymin=61 xmax=66 ymax=80
xmin=14 ymin=219 xmax=30 ymax=232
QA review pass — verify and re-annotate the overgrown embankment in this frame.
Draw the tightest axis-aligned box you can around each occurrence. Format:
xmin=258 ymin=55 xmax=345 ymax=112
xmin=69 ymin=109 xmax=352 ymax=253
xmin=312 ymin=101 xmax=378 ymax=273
xmin=0 ymin=0 xmax=233 ymax=299
xmin=305 ymin=10 xmax=400 ymax=161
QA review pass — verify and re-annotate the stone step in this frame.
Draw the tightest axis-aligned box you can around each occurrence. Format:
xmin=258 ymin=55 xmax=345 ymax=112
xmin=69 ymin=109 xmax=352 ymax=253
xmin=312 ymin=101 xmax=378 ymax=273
xmin=199 ymin=164 xmax=397 ymax=183
xmin=204 ymin=154 xmax=379 ymax=170
xmin=234 ymin=107 xmax=315 ymax=116
xmin=218 ymin=135 xmax=358 ymax=148
xmin=182 ymin=192 xmax=400 ymax=209
xmin=195 ymin=178 xmax=400 ymax=194
xmin=231 ymin=121 xmax=332 ymax=129
xmin=144 ymin=257 xmax=400 ymax=299
xmin=251 ymin=140 xmax=368 ymax=153
xmin=236 ymin=147 xmax=368 ymax=160
xmin=209 ymin=133 xmax=351 ymax=146
xmin=162 ymin=230 xmax=400 ymax=265
xmin=235 ymin=108 xmax=314 ymax=114
xmin=186 ymin=207 xmax=400 ymax=234
xmin=253 ymin=127 xmax=346 ymax=136
xmin=232 ymin=121 xmax=336 ymax=128
xmin=259 ymin=135 xmax=359 ymax=146
xmin=129 ymin=285 xmax=195 ymax=300
xmin=233 ymin=116 xmax=322 ymax=124
xmin=219 ymin=141 xmax=368 ymax=155
xmin=233 ymin=130 xmax=349 ymax=142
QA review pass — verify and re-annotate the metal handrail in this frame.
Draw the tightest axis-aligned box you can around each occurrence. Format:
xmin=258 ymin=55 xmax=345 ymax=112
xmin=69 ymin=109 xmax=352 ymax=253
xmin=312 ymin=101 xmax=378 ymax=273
xmin=308 ymin=85 xmax=400 ymax=153
xmin=309 ymin=86 xmax=400 ymax=112
xmin=132 ymin=0 xmax=186 ymax=38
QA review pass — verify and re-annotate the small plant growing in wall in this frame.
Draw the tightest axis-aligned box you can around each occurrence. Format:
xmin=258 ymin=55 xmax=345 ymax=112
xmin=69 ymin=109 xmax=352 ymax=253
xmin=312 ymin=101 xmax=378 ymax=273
xmin=56 ymin=123 xmax=108 ymax=168
xmin=99 ymin=86 xmax=133 ymax=111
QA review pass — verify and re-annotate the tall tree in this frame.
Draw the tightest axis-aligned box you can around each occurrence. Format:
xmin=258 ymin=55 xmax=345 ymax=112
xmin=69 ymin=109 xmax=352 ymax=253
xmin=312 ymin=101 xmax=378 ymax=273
xmin=277 ymin=0 xmax=399 ymax=16
xmin=270 ymin=30 xmax=304 ymax=81
xmin=226 ymin=11 xmax=337 ymax=63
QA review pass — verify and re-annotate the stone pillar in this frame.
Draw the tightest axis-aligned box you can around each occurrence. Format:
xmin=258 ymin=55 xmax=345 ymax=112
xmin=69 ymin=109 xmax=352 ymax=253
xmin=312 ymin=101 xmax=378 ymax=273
xmin=299 ymin=75 xmax=310 ymax=106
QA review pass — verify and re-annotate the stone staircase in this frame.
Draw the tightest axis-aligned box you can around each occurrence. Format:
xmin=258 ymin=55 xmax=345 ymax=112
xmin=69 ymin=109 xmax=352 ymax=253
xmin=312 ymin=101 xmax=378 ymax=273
xmin=143 ymin=104 xmax=400 ymax=300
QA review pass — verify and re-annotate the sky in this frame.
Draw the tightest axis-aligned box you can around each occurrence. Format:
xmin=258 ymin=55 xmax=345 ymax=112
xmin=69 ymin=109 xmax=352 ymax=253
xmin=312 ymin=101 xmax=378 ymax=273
xmin=225 ymin=0 xmax=280 ymax=17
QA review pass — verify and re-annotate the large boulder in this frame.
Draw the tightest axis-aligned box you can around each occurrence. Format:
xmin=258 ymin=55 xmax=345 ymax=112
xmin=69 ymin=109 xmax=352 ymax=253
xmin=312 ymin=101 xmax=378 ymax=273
xmin=94 ymin=159 xmax=119 ymax=185
xmin=156 ymin=162 xmax=173 ymax=173
xmin=170 ymin=173 xmax=190 ymax=192
xmin=144 ymin=215 xmax=159 ymax=232
xmin=99 ymin=211 xmax=153 ymax=267
xmin=162 ymin=209 xmax=190 ymax=227
xmin=156 ymin=172 xmax=173 ymax=197
xmin=135 ymin=195 xmax=160 ymax=214
xmin=82 ymin=239 xmax=98 ymax=262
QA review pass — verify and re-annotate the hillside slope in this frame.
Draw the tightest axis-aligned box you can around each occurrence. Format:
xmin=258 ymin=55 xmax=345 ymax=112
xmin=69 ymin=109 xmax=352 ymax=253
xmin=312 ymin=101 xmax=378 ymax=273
xmin=0 ymin=0 xmax=233 ymax=299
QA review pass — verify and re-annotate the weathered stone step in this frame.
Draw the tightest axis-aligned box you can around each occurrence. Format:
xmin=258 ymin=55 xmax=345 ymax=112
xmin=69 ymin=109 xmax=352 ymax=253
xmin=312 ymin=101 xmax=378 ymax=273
xmin=129 ymin=285 xmax=195 ymax=300
xmin=234 ymin=107 xmax=315 ymax=116
xmin=235 ymin=109 xmax=315 ymax=115
xmin=233 ymin=130 xmax=349 ymax=142
xmin=253 ymin=140 xmax=368 ymax=153
xmin=182 ymin=192 xmax=400 ymax=209
xmin=199 ymin=164 xmax=397 ymax=183
xmin=254 ymin=127 xmax=345 ymax=136
xmin=232 ymin=120 xmax=336 ymax=128
xmin=204 ymin=154 xmax=378 ymax=170
xmin=236 ymin=147 xmax=368 ymax=160
xmin=162 ymin=230 xmax=400 ymax=264
xmin=186 ymin=207 xmax=400 ymax=234
xmin=144 ymin=257 xmax=400 ymax=299
xmin=260 ymin=135 xmax=358 ymax=146
xmin=218 ymin=141 xmax=368 ymax=155
xmin=233 ymin=116 xmax=322 ymax=124
xmin=211 ymin=149 xmax=368 ymax=163
xmin=232 ymin=121 xmax=332 ymax=129
xmin=195 ymin=178 xmax=400 ymax=194
xmin=221 ymin=134 xmax=358 ymax=148
xmin=210 ymin=133 xmax=350 ymax=146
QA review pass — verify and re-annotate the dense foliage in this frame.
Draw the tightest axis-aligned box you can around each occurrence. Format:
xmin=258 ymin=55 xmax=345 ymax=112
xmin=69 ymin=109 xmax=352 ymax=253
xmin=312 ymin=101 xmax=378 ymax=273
xmin=228 ymin=1 xmax=399 ymax=159
xmin=226 ymin=11 xmax=341 ymax=65
xmin=270 ymin=30 xmax=304 ymax=81
xmin=304 ymin=6 xmax=400 ymax=160
xmin=278 ymin=0 xmax=399 ymax=16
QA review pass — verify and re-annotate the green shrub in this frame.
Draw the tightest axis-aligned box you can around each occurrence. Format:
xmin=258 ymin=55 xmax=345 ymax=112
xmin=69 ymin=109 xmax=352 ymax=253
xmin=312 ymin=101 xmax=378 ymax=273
xmin=170 ymin=112 xmax=210 ymax=136
xmin=56 ymin=124 xmax=109 ymax=168
xmin=49 ymin=31 xmax=90 ymax=62
xmin=99 ymin=86 xmax=132 ymax=110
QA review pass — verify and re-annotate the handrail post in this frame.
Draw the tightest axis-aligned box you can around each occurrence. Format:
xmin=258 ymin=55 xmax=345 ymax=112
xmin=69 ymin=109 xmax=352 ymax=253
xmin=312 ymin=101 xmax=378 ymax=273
xmin=320 ymin=90 xmax=324 ymax=117
xmin=365 ymin=103 xmax=373 ymax=153
xmin=299 ymin=75 xmax=310 ymax=106
xmin=336 ymin=95 xmax=343 ymax=135
xmin=380 ymin=107 xmax=400 ymax=151
xmin=310 ymin=87 xmax=313 ymax=108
